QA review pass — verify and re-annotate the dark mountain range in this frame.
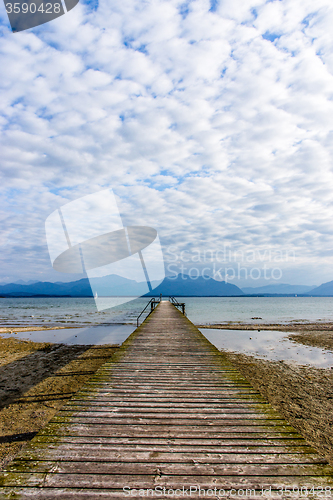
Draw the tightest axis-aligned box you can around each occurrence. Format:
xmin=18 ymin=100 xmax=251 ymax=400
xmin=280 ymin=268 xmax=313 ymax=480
xmin=0 ymin=274 xmax=244 ymax=297
xmin=305 ymin=280 xmax=333 ymax=296
xmin=0 ymin=279 xmax=93 ymax=297
xmin=3 ymin=275 xmax=333 ymax=297
xmin=145 ymin=274 xmax=244 ymax=297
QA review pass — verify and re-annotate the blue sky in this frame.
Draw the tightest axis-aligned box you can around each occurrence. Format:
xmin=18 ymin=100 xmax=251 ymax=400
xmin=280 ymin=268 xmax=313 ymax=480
xmin=1 ymin=0 xmax=333 ymax=287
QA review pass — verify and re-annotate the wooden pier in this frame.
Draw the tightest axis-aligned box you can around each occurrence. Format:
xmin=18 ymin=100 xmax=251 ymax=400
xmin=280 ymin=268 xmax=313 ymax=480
xmin=1 ymin=301 xmax=333 ymax=498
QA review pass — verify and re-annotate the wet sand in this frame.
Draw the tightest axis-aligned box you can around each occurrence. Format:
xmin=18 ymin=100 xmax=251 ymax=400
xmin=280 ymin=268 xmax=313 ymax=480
xmin=0 ymin=325 xmax=81 ymax=334
xmin=198 ymin=321 xmax=333 ymax=332
xmin=0 ymin=336 xmax=117 ymax=470
xmin=288 ymin=330 xmax=333 ymax=351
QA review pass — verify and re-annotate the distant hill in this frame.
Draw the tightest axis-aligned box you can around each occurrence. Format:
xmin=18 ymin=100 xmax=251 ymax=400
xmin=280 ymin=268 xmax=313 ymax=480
xmin=4 ymin=275 xmax=333 ymax=297
xmin=305 ymin=280 xmax=333 ymax=296
xmin=0 ymin=279 xmax=93 ymax=297
xmin=89 ymin=275 xmax=154 ymax=297
xmin=13 ymin=280 xmax=40 ymax=285
xmin=242 ymin=284 xmax=316 ymax=295
xmin=0 ymin=276 xmax=143 ymax=297
xmin=0 ymin=274 xmax=244 ymax=297
xmin=145 ymin=274 xmax=244 ymax=297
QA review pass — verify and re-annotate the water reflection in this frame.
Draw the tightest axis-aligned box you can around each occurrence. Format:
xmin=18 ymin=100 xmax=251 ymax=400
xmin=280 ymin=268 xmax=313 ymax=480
xmin=200 ymin=329 xmax=333 ymax=368
xmin=0 ymin=324 xmax=135 ymax=346
xmin=2 ymin=325 xmax=333 ymax=369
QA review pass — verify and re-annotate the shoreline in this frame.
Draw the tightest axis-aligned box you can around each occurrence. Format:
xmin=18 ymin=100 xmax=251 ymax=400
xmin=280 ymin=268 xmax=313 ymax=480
xmin=0 ymin=323 xmax=134 ymax=335
xmin=198 ymin=323 xmax=333 ymax=352
xmin=198 ymin=321 xmax=333 ymax=332
xmin=0 ymin=325 xmax=82 ymax=334
xmin=2 ymin=320 xmax=333 ymax=334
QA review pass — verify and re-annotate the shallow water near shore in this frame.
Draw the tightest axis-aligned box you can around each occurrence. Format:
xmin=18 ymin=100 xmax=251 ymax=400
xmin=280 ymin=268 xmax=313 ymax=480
xmin=2 ymin=323 xmax=333 ymax=369
xmin=200 ymin=328 xmax=333 ymax=368
xmin=0 ymin=324 xmax=135 ymax=345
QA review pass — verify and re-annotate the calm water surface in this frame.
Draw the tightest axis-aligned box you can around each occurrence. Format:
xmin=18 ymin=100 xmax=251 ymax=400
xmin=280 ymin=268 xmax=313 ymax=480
xmin=0 ymin=324 xmax=135 ymax=346
xmin=200 ymin=328 xmax=333 ymax=368
xmin=1 ymin=296 xmax=333 ymax=328
xmin=0 ymin=297 xmax=152 ymax=328
xmin=183 ymin=297 xmax=333 ymax=325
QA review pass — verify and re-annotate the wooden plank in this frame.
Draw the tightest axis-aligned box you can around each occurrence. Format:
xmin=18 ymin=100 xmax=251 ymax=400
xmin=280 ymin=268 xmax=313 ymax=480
xmin=58 ymin=409 xmax=285 ymax=418
xmin=61 ymin=404 xmax=278 ymax=413
xmin=36 ymin=424 xmax=302 ymax=438
xmin=31 ymin=435 xmax=316 ymax=449
xmin=2 ymin=472 xmax=333 ymax=489
xmin=0 ymin=489 xmax=332 ymax=500
xmin=1 ymin=300 xmax=333 ymax=497
xmin=6 ymin=460 xmax=333 ymax=476
xmin=17 ymin=448 xmax=326 ymax=464
xmin=72 ymin=396 xmax=268 ymax=403
xmin=50 ymin=415 xmax=294 ymax=425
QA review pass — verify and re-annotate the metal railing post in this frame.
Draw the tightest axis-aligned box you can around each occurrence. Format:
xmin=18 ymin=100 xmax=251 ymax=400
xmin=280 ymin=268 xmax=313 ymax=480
xmin=169 ymin=296 xmax=186 ymax=316
xmin=137 ymin=298 xmax=158 ymax=327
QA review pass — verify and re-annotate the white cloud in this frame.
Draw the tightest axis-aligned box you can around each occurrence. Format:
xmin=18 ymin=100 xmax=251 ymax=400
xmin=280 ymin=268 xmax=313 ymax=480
xmin=1 ymin=0 xmax=333 ymax=285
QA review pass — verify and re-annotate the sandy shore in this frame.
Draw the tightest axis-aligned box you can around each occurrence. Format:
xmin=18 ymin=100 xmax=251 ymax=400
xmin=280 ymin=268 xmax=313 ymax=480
xmin=198 ymin=321 xmax=333 ymax=332
xmin=0 ymin=325 xmax=81 ymax=334
xmin=288 ymin=330 xmax=333 ymax=350
xmin=0 ymin=336 xmax=117 ymax=470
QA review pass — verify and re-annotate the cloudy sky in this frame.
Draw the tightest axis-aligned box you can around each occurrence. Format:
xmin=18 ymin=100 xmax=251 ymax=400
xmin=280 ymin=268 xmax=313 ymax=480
xmin=1 ymin=0 xmax=333 ymax=287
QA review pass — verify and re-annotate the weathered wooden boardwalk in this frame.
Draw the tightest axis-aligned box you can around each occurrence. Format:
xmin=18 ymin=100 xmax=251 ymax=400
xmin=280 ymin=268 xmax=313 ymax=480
xmin=1 ymin=301 xmax=333 ymax=499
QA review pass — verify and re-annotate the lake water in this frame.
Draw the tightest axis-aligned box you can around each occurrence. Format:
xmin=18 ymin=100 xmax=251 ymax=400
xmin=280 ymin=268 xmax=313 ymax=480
xmin=0 ymin=297 xmax=150 ymax=328
xmin=1 ymin=297 xmax=333 ymax=368
xmin=183 ymin=296 xmax=333 ymax=325
xmin=200 ymin=329 xmax=333 ymax=369
xmin=1 ymin=296 xmax=333 ymax=328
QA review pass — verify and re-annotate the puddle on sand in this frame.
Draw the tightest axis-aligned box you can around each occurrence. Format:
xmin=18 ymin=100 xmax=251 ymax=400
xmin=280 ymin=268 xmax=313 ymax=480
xmin=0 ymin=324 xmax=135 ymax=346
xmin=199 ymin=329 xmax=333 ymax=369
xmin=3 ymin=325 xmax=333 ymax=368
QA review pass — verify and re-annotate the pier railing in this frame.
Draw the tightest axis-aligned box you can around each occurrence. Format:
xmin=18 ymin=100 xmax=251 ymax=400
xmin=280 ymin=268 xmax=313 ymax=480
xmin=136 ymin=296 xmax=186 ymax=326
xmin=169 ymin=296 xmax=186 ymax=315
xmin=136 ymin=298 xmax=160 ymax=327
